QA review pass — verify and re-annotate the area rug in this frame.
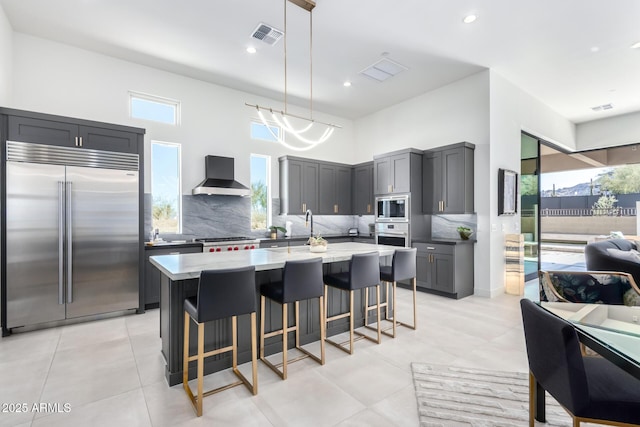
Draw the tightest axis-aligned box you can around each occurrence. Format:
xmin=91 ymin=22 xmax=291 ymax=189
xmin=411 ymin=363 xmax=572 ymax=426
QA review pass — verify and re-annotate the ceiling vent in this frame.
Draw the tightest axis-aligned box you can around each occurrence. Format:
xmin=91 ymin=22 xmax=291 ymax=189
xmin=591 ymin=103 xmax=613 ymax=112
xmin=251 ymin=23 xmax=284 ymax=46
xmin=360 ymin=58 xmax=408 ymax=82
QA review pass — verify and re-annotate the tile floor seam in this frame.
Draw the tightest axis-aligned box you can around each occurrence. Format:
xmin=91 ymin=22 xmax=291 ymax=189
xmin=29 ymin=327 xmax=62 ymax=426
xmin=124 ymin=315 xmax=154 ymax=426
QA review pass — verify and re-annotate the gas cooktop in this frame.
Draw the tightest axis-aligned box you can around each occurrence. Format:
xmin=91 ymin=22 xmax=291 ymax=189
xmin=194 ymin=237 xmax=255 ymax=243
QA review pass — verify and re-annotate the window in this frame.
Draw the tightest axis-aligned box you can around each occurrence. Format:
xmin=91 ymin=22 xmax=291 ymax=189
xmin=151 ymin=141 xmax=182 ymax=234
xmin=129 ymin=91 xmax=180 ymax=125
xmin=250 ymin=154 xmax=271 ymax=230
xmin=250 ymin=120 xmax=280 ymax=142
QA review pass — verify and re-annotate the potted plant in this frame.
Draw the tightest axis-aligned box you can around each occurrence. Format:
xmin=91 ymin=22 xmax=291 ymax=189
xmin=307 ymin=234 xmax=328 ymax=252
xmin=268 ymin=225 xmax=287 ymax=239
xmin=457 ymin=226 xmax=473 ymax=240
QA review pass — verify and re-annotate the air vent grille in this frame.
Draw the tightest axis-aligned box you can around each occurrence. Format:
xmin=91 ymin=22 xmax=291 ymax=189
xmin=591 ymin=103 xmax=613 ymax=112
xmin=360 ymin=58 xmax=408 ymax=82
xmin=251 ymin=23 xmax=284 ymax=46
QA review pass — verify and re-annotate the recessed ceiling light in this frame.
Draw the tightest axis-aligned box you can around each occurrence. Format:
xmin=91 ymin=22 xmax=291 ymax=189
xmin=343 ymin=81 xmax=352 ymax=87
xmin=463 ymin=14 xmax=477 ymax=24
xmin=246 ymin=47 xmax=257 ymax=54
xmin=590 ymin=46 xmax=600 ymax=53
xmin=631 ymin=41 xmax=640 ymax=49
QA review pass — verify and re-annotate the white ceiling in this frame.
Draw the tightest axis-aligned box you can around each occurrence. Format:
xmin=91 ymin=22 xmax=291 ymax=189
xmin=1 ymin=0 xmax=639 ymax=123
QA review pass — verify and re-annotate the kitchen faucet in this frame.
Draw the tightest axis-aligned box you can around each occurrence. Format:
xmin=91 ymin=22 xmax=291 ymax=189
xmin=305 ymin=209 xmax=314 ymax=239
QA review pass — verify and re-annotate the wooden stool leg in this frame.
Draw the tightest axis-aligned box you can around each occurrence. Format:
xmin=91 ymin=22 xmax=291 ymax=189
xmin=376 ymin=284 xmax=381 ymax=343
xmin=412 ymin=277 xmax=417 ymax=329
xmin=319 ymin=296 xmax=325 ymax=364
xmin=392 ymin=281 xmax=397 ymax=337
xmin=196 ymin=321 xmax=204 ymax=417
xmin=282 ymin=303 xmax=288 ymax=380
xmin=250 ymin=312 xmax=258 ymax=395
xmin=349 ymin=290 xmax=354 ymax=355
xmin=260 ymin=296 xmax=266 ymax=359
xmin=364 ymin=287 xmax=369 ymax=326
xmin=183 ymin=312 xmax=190 ymax=389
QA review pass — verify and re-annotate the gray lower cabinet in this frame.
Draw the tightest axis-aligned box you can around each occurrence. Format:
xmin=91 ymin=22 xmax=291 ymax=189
xmin=145 ymin=245 xmax=202 ymax=307
xmin=413 ymin=241 xmax=474 ymax=299
xmin=423 ymin=142 xmax=474 ymax=214
xmin=259 ymin=240 xmax=289 ymax=248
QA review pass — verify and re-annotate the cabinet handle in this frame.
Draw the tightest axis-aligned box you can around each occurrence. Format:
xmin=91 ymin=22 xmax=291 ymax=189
xmin=367 ymin=204 xmax=371 ymax=213
xmin=74 ymin=136 xmax=79 ymax=147
xmin=334 ymin=204 xmax=338 ymax=213
xmin=302 ymin=203 xmax=306 ymax=212
xmin=79 ymin=136 xmax=83 ymax=147
xmin=169 ymin=252 xmax=180 ymax=255
xmin=427 ymin=246 xmax=435 ymax=250
xmin=388 ymin=184 xmax=393 ymax=193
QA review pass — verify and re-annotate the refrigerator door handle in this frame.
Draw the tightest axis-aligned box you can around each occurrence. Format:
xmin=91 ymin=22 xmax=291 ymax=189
xmin=66 ymin=181 xmax=73 ymax=303
xmin=58 ymin=181 xmax=65 ymax=305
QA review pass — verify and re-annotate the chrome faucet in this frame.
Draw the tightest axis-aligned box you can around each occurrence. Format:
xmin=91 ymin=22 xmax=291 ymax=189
xmin=305 ymin=209 xmax=314 ymax=238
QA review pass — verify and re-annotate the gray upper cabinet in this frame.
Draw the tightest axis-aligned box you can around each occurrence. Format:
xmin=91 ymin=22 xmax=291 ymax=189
xmin=281 ymin=156 xmax=354 ymax=215
xmin=319 ymin=163 xmax=351 ymax=214
xmin=7 ymin=114 xmax=140 ymax=154
xmin=352 ymin=162 xmax=374 ymax=215
xmin=279 ymin=157 xmax=319 ymax=214
xmin=373 ymin=149 xmax=422 ymax=195
xmin=423 ymin=142 xmax=475 ymax=214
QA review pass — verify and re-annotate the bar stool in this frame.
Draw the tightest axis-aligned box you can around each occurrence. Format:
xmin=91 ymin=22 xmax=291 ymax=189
xmin=323 ymin=252 xmax=381 ymax=354
xmin=183 ymin=266 xmax=258 ymax=417
xmin=378 ymin=247 xmax=417 ymax=338
xmin=259 ymin=258 xmax=325 ymax=380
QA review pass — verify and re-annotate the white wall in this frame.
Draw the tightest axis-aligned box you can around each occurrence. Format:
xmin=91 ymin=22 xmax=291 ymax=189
xmin=488 ymin=71 xmax=575 ymax=297
xmin=10 ymin=33 xmax=356 ymax=195
xmin=355 ymin=70 xmax=491 ymax=296
xmin=576 ymin=111 xmax=640 ymax=150
xmin=0 ymin=4 xmax=12 ymax=105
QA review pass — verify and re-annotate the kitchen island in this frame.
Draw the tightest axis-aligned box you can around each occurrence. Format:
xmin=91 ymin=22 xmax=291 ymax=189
xmin=150 ymin=242 xmax=397 ymax=385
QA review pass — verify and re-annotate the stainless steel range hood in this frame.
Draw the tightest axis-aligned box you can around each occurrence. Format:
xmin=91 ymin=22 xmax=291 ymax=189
xmin=192 ymin=156 xmax=250 ymax=196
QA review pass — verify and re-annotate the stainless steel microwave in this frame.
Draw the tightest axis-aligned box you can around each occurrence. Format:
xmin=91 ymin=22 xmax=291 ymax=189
xmin=375 ymin=194 xmax=409 ymax=222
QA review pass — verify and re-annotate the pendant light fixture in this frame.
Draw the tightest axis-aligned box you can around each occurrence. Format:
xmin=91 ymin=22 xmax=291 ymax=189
xmin=246 ymin=0 xmax=340 ymax=151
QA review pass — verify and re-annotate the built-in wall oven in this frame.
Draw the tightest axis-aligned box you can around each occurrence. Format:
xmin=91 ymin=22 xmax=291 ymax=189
xmin=375 ymin=222 xmax=410 ymax=247
xmin=375 ymin=194 xmax=409 ymax=222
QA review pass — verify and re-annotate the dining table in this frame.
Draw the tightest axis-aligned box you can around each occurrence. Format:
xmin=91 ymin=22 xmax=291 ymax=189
xmin=537 ymin=302 xmax=640 ymax=422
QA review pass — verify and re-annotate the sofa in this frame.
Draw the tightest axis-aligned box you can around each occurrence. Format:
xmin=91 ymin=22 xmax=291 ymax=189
xmin=584 ymin=238 xmax=640 ymax=285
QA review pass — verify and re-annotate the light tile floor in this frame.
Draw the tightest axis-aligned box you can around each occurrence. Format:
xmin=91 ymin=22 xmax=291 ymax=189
xmin=0 ymin=289 xmax=532 ymax=427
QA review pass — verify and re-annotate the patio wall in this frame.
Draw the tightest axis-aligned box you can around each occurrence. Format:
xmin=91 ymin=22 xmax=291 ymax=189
xmin=541 ymin=216 xmax=636 ymax=235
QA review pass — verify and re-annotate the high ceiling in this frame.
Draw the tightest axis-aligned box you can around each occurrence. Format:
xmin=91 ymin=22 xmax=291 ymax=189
xmin=1 ymin=0 xmax=639 ymax=122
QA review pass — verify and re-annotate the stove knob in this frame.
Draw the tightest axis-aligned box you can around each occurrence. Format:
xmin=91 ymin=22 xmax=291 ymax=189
xmin=216 ymin=247 xmax=221 ymax=252
xmin=233 ymin=246 xmax=239 ymax=251
xmin=250 ymin=245 xmax=255 ymax=249
xmin=244 ymin=245 xmax=249 ymax=250
xmin=227 ymin=247 xmax=233 ymax=251
xmin=209 ymin=248 xmax=215 ymax=252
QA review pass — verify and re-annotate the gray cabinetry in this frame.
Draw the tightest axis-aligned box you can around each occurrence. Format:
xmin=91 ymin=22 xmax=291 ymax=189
xmin=319 ymin=163 xmax=352 ymax=214
xmin=373 ymin=149 xmax=422 ymax=195
xmin=352 ymin=162 xmax=374 ymax=215
xmin=412 ymin=241 xmax=474 ymax=299
xmin=8 ymin=115 xmax=139 ymax=153
xmin=423 ymin=142 xmax=474 ymax=214
xmin=279 ymin=157 xmax=319 ymax=214
xmin=145 ymin=245 xmax=202 ymax=307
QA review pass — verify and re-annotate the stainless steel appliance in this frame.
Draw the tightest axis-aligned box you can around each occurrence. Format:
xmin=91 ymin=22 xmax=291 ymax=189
xmin=196 ymin=237 xmax=260 ymax=253
xmin=5 ymin=141 xmax=139 ymax=330
xmin=375 ymin=194 xmax=410 ymax=222
xmin=375 ymin=222 xmax=410 ymax=247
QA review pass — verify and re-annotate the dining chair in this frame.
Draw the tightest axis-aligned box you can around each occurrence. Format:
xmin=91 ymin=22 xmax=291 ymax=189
xmin=520 ymin=298 xmax=640 ymax=427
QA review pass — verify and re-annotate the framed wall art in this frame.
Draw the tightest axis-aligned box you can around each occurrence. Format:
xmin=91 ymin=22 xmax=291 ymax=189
xmin=498 ymin=168 xmax=518 ymax=215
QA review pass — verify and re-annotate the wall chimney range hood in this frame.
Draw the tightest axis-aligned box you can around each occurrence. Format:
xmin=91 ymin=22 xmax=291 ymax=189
xmin=192 ymin=156 xmax=250 ymax=196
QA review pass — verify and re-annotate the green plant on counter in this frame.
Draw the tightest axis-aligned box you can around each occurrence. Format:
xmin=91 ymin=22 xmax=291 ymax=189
xmin=307 ymin=234 xmax=327 ymax=247
xmin=457 ymin=226 xmax=473 ymax=240
xmin=269 ymin=226 xmax=287 ymax=234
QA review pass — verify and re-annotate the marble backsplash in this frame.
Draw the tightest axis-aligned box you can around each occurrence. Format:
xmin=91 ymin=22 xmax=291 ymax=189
xmin=431 ymin=214 xmax=477 ymax=240
xmin=145 ymin=193 xmax=375 ymax=240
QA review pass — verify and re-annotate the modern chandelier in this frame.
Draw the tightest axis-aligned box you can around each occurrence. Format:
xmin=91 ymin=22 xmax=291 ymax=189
xmin=246 ymin=0 xmax=340 ymax=151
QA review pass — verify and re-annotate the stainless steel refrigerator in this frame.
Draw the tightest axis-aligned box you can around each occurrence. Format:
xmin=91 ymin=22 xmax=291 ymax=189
xmin=5 ymin=141 xmax=139 ymax=330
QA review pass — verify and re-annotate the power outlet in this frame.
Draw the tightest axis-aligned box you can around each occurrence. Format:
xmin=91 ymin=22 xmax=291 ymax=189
xmin=633 ymin=316 xmax=638 ymax=323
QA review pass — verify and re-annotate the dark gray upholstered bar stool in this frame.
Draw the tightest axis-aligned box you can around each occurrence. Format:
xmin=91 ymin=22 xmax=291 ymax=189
xmin=183 ymin=266 xmax=258 ymax=417
xmin=259 ymin=258 xmax=325 ymax=380
xmin=377 ymin=247 xmax=417 ymax=338
xmin=323 ymin=252 xmax=381 ymax=354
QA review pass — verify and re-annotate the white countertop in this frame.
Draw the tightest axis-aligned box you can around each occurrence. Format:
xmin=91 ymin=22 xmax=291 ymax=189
xmin=149 ymin=242 xmax=397 ymax=281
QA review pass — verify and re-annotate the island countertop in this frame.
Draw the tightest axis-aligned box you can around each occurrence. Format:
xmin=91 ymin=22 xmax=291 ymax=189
xmin=150 ymin=242 xmax=397 ymax=281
